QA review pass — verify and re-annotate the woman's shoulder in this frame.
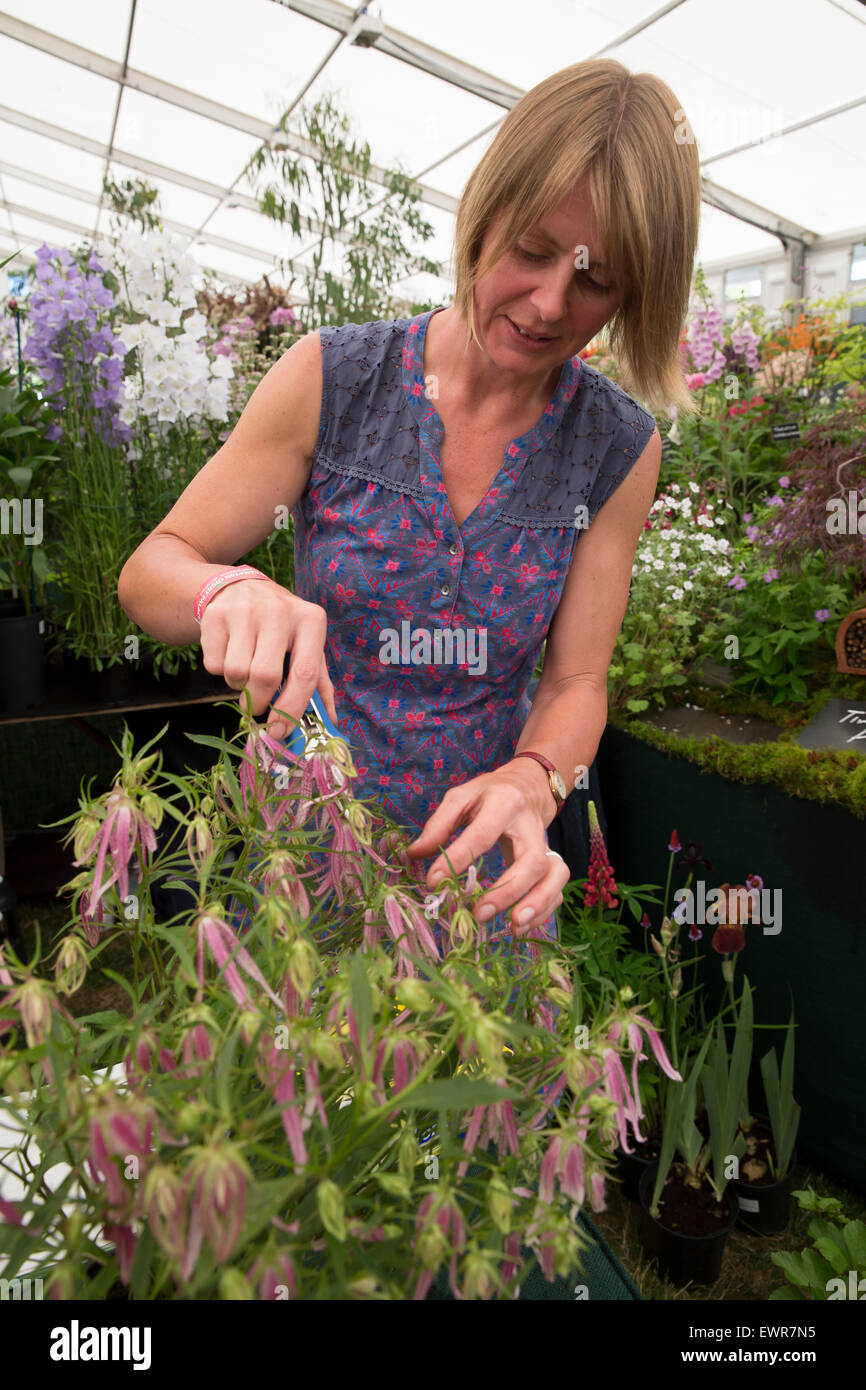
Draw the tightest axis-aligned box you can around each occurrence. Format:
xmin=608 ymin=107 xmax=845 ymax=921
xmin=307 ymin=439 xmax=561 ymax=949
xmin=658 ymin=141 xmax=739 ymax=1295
xmin=318 ymin=313 xmax=411 ymax=354
xmin=571 ymin=357 xmax=657 ymax=436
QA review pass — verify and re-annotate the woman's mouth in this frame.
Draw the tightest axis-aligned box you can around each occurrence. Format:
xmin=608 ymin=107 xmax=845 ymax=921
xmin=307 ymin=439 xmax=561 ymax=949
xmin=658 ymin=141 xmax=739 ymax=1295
xmin=505 ymin=316 xmax=556 ymax=348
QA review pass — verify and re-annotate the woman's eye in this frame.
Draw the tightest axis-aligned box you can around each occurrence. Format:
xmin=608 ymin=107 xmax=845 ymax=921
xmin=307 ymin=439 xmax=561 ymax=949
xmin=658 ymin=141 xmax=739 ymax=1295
xmin=516 ymin=246 xmax=546 ymax=262
xmin=579 ymin=272 xmax=612 ymax=293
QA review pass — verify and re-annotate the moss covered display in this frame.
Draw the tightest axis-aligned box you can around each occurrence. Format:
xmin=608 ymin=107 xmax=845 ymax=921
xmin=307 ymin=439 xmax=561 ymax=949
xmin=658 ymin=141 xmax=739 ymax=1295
xmin=608 ymin=709 xmax=866 ymax=819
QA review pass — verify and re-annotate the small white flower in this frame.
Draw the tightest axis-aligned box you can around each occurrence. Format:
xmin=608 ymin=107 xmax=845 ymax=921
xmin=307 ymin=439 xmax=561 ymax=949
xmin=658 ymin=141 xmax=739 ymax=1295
xmin=689 ymin=481 xmax=700 ymax=493
xmin=210 ymin=355 xmax=235 ymax=380
xmin=683 ymin=580 xmax=693 ymax=590
xmin=183 ymin=311 xmax=208 ymax=339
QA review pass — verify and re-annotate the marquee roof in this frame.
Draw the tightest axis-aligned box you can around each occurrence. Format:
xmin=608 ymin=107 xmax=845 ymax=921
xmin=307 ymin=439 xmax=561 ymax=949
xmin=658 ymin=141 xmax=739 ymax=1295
xmin=1 ymin=0 xmax=864 ymax=304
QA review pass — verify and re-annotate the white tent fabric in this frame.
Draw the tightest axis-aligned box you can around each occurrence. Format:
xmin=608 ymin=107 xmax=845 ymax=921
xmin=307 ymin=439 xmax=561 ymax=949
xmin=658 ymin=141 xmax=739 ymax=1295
xmin=0 ymin=0 xmax=864 ymax=307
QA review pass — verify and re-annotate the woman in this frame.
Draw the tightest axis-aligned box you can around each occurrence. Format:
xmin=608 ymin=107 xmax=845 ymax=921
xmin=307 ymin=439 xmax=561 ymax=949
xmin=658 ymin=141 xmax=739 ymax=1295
xmin=118 ymin=58 xmax=700 ymax=946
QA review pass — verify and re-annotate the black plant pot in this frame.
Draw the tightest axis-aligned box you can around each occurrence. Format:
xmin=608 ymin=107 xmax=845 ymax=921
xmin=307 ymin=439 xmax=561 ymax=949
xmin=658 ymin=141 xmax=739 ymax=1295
xmin=0 ymin=608 xmax=49 ymax=714
xmin=638 ymin=1163 xmax=739 ymax=1287
xmin=0 ymin=595 xmax=25 ymax=621
xmin=733 ymin=1113 xmax=797 ymax=1235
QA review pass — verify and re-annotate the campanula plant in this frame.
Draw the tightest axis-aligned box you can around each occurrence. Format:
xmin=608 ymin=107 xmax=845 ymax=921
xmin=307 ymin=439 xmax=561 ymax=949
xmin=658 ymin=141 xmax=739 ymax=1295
xmin=0 ymin=710 xmax=681 ymax=1300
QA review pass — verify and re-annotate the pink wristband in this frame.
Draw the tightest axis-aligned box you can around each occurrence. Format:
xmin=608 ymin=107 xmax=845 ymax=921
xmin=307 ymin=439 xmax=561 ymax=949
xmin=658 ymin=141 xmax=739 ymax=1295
xmin=193 ymin=566 xmax=270 ymax=624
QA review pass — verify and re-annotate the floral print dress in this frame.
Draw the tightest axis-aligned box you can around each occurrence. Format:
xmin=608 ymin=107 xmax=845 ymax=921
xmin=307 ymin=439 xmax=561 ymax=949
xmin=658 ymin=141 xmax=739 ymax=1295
xmin=230 ymin=306 xmax=656 ymax=947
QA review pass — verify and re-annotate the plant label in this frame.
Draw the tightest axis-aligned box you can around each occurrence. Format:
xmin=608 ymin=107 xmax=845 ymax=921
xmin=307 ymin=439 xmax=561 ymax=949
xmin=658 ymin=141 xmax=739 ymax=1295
xmin=794 ymin=697 xmax=866 ymax=751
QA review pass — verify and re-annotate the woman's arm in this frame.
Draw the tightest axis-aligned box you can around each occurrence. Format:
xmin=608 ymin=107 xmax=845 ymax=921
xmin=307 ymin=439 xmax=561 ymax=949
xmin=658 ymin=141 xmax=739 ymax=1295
xmin=117 ymin=330 xmax=323 ymax=644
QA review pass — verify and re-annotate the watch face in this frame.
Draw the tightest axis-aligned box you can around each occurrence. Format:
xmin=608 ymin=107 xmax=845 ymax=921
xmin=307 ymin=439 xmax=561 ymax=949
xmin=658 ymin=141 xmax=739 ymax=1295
xmin=552 ymin=770 xmax=567 ymax=803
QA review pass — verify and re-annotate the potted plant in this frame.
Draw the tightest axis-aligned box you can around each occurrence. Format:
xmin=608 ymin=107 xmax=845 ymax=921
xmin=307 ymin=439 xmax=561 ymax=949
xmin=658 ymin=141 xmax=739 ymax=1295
xmin=0 ymin=361 xmax=61 ymax=712
xmin=638 ymin=979 xmax=754 ymax=1287
xmin=612 ymin=827 xmax=717 ymax=1198
xmin=558 ymin=808 xmax=684 ymax=1199
xmin=734 ymin=1012 xmax=801 ymax=1234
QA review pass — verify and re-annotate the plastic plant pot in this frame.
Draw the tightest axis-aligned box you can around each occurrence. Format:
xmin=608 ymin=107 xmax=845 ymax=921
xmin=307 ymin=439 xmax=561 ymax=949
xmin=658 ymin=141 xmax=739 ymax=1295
xmin=638 ymin=1162 xmax=739 ymax=1288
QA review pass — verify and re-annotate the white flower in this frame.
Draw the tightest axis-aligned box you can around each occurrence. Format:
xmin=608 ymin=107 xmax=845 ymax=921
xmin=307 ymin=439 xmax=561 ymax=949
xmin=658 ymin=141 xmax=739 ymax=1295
xmin=669 ymin=484 xmax=681 ymax=493
xmin=689 ymin=481 xmax=700 ymax=492
xmin=183 ymin=311 xmax=208 ymax=339
xmin=145 ymin=298 xmax=182 ymax=328
xmin=683 ymin=580 xmax=693 ymax=590
xmin=209 ymin=355 xmax=235 ymax=380
xmin=670 ymin=587 xmax=684 ymax=600
xmin=653 ymin=559 xmax=664 ymax=571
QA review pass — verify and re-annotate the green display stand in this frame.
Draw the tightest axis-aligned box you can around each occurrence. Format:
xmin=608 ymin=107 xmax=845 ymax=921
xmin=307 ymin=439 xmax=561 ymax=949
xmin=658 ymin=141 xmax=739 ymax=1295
xmin=426 ymin=1209 xmax=641 ymax=1300
xmin=596 ymin=722 xmax=866 ymax=1194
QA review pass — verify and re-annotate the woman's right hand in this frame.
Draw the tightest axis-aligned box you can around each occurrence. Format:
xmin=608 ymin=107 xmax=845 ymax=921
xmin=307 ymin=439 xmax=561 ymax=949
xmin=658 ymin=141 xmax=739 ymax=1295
xmin=199 ymin=577 xmax=338 ymax=739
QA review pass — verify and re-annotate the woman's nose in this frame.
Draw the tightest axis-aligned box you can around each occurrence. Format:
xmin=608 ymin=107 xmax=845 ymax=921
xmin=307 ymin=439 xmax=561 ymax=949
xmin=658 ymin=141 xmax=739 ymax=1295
xmin=529 ymin=269 xmax=571 ymax=326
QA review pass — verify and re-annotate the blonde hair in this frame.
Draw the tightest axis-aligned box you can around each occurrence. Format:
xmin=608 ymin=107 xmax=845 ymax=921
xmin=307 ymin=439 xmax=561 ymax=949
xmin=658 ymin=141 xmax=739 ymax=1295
xmin=453 ymin=59 xmax=702 ymax=417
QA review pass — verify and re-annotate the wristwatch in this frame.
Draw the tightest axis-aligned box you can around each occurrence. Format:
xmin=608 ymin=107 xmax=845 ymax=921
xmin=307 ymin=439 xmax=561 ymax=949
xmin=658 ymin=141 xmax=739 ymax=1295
xmin=513 ymin=751 xmax=567 ymax=817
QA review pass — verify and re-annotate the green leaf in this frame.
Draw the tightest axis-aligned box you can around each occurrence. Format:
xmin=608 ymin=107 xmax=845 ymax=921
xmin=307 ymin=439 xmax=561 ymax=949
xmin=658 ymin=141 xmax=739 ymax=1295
xmin=769 ymin=1250 xmax=815 ymax=1290
xmin=7 ymin=466 xmax=33 ymax=489
xmin=349 ymin=951 xmax=373 ymax=1051
xmin=842 ymin=1219 xmax=866 ymax=1272
xmin=216 ymin=1021 xmax=241 ymax=1117
xmin=812 ymin=1228 xmax=852 ymax=1276
xmin=405 ymin=1077 xmax=520 ymax=1110
xmin=129 ymin=1220 xmax=156 ymax=1299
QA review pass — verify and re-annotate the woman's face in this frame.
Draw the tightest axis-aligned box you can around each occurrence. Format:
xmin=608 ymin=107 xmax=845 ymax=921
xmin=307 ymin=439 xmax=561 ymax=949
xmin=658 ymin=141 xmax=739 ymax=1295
xmin=471 ymin=180 xmax=628 ymax=374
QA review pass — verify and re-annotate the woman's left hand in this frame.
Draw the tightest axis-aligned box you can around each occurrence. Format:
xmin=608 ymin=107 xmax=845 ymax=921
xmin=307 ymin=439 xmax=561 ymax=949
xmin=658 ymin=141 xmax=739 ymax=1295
xmin=405 ymin=762 xmax=570 ymax=937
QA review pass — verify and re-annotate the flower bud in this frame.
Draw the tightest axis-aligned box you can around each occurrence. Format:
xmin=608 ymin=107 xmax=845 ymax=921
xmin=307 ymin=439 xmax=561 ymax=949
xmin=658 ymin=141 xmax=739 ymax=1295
xmin=398 ymin=1127 xmax=420 ymax=1182
xmin=660 ymin=915 xmax=677 ymax=947
xmin=17 ymin=978 xmax=54 ymax=1047
xmin=316 ymin=1179 xmax=347 ymax=1242
xmin=396 ymin=978 xmax=431 ymax=1013
xmin=288 ymin=938 xmax=319 ymax=999
xmin=139 ymin=791 xmax=164 ymax=832
xmin=144 ymin=1165 xmax=187 ymax=1261
xmin=721 ymin=956 xmax=736 ymax=984
xmin=72 ymin=812 xmax=101 ymax=863
xmin=463 ymin=1249 xmax=497 ymax=1300
xmin=449 ymin=908 xmax=477 ymax=947
xmin=185 ymin=814 xmax=214 ymax=872
xmin=487 ymin=1179 xmax=513 ymax=1234
xmin=670 ymin=967 xmax=683 ymax=999
xmin=415 ymin=1218 xmax=448 ymax=1270
xmin=54 ymin=935 xmax=89 ymax=996
xmin=346 ymin=801 xmax=372 ymax=845
xmin=130 ymin=752 xmax=160 ymax=783
xmin=219 ymin=1267 xmax=254 ymax=1300
xmin=326 ymin=738 xmax=356 ymax=778
xmin=649 ymin=933 xmax=665 ymax=958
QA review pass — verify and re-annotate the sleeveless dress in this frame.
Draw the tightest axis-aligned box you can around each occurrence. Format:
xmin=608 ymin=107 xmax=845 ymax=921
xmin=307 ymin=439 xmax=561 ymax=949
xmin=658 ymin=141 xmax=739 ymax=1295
xmin=228 ymin=306 xmax=656 ymax=950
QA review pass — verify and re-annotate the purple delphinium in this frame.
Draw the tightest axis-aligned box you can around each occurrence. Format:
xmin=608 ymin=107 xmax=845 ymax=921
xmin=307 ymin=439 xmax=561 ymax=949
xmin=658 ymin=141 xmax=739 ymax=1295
xmin=728 ymin=574 xmax=747 ymax=590
xmin=815 ymin=609 xmax=832 ymax=623
xmin=24 ymin=244 xmax=130 ymax=447
xmin=762 ymin=569 xmax=779 ymax=583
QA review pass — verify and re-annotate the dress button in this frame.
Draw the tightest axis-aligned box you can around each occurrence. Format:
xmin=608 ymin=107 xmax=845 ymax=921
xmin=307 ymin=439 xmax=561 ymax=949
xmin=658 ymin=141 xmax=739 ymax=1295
xmin=448 ymin=542 xmax=458 ymax=555
xmin=441 ymin=583 xmax=451 ymax=596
